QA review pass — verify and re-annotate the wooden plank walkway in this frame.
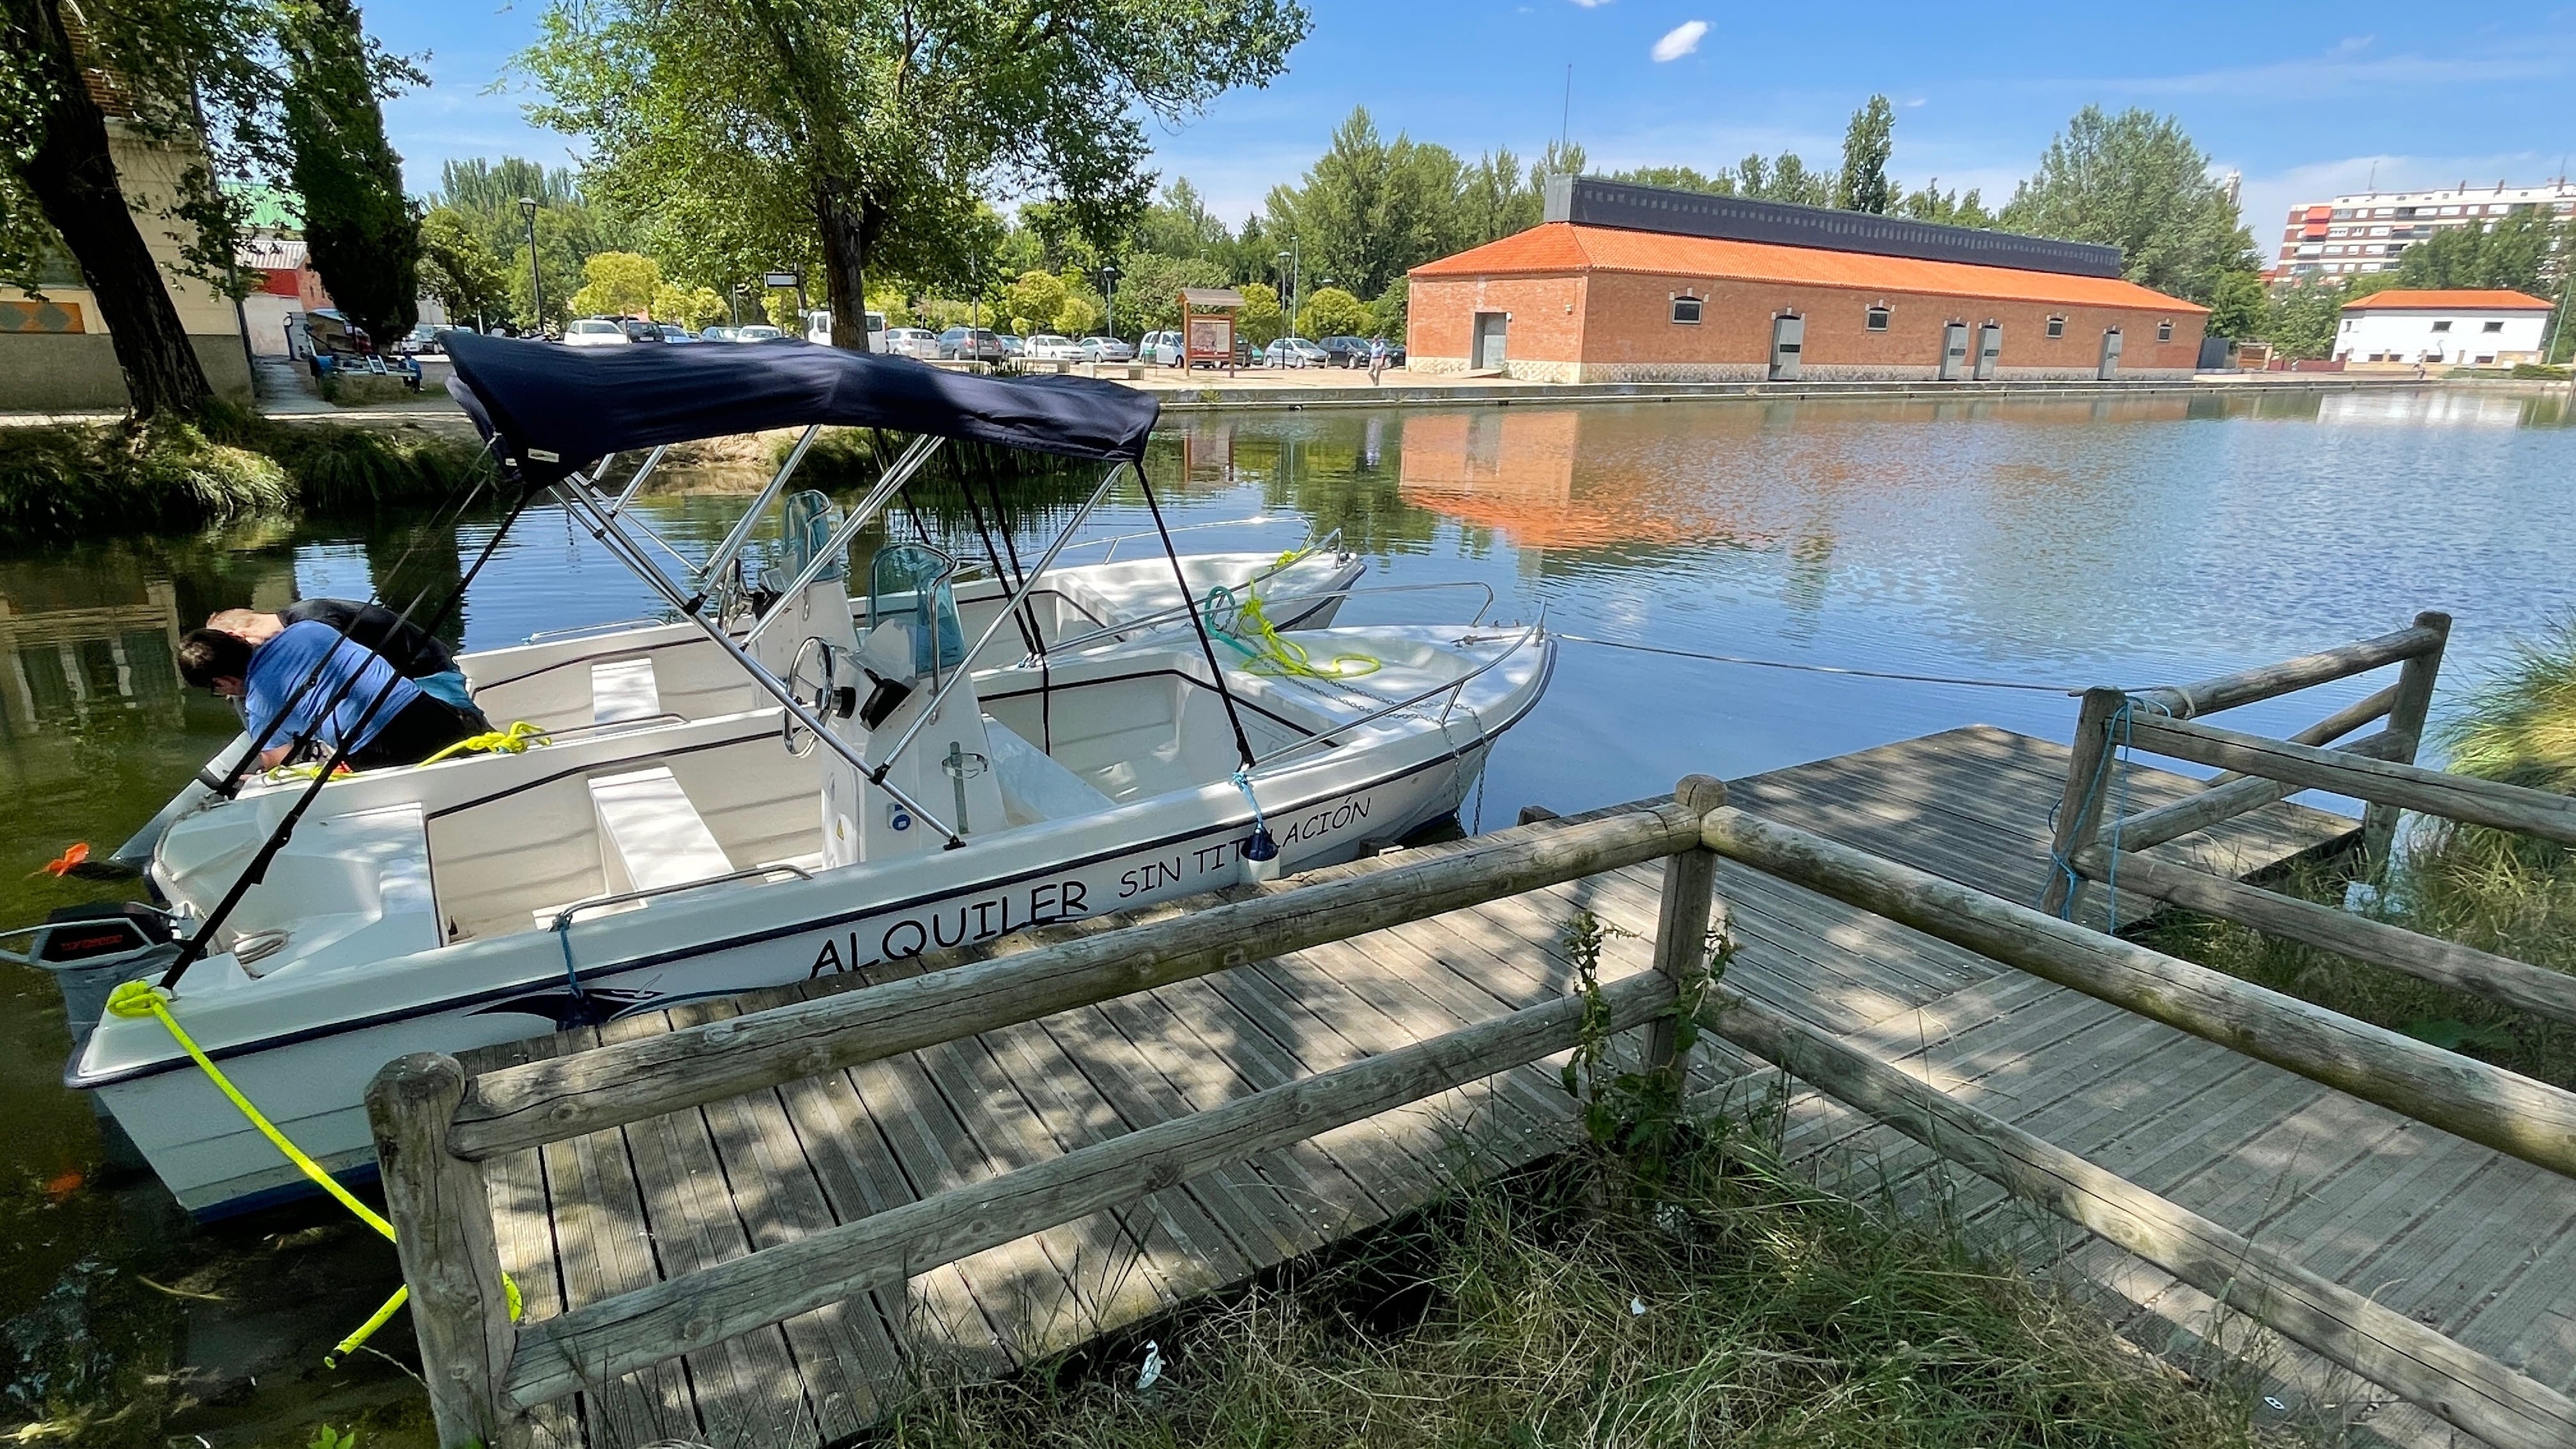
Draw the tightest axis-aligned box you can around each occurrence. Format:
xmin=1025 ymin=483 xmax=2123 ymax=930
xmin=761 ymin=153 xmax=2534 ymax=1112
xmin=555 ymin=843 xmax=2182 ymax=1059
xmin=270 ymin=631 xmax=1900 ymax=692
xmin=459 ymin=724 xmax=2569 ymax=1449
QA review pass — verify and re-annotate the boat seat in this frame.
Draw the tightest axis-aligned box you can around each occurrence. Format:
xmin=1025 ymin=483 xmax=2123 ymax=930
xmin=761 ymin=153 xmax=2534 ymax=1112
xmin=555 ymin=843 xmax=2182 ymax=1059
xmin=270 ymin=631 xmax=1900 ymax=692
xmin=591 ymin=658 xmax=662 ymax=724
xmin=590 ymin=765 xmax=733 ymax=893
xmin=984 ymin=716 xmax=1116 ymax=828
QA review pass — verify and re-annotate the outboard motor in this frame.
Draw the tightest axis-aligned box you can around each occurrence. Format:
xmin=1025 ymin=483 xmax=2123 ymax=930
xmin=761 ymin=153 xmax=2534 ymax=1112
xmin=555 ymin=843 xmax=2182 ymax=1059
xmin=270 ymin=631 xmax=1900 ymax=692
xmin=0 ymin=902 xmax=180 ymax=1061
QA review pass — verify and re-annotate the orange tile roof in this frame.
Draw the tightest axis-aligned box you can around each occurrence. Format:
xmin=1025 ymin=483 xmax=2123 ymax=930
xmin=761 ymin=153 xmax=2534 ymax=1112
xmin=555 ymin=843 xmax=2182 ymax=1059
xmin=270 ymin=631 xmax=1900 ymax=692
xmin=1411 ymin=222 xmax=2205 ymax=312
xmin=2339 ymin=289 xmax=2554 ymax=311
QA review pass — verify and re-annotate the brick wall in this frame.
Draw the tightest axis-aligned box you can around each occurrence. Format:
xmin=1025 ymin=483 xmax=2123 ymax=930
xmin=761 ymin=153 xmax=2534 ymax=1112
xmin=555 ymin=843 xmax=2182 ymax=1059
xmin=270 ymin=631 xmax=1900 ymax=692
xmin=1410 ymin=266 xmax=2206 ymax=381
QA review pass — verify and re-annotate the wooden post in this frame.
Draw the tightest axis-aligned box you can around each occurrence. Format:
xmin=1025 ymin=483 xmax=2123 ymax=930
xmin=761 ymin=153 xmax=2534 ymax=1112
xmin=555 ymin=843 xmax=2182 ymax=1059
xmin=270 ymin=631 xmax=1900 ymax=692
xmin=1646 ymin=775 xmax=1728 ymax=1077
xmin=2363 ymin=610 xmax=2449 ymax=871
xmin=367 ymin=1053 xmax=523 ymax=1449
xmin=1704 ymin=994 xmax=2576 ymax=1449
xmin=2040 ymin=687 xmax=2126 ymax=923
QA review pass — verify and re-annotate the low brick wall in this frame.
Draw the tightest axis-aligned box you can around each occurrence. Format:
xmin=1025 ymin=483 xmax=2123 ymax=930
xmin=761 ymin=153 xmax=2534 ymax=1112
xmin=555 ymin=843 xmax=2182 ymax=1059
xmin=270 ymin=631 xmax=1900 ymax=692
xmin=0 ymin=332 xmax=254 ymax=411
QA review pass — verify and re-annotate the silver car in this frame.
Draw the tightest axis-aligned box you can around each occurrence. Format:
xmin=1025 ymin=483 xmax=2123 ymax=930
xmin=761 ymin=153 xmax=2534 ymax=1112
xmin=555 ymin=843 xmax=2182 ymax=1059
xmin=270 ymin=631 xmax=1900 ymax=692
xmin=882 ymin=327 xmax=942 ymax=358
xmin=1078 ymin=335 xmax=1135 ymax=363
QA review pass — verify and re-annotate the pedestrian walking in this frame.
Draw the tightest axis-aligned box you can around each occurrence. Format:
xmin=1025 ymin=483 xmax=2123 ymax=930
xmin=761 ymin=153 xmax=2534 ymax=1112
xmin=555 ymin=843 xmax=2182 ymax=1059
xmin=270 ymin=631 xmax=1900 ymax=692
xmin=1368 ymin=335 xmax=1387 ymax=385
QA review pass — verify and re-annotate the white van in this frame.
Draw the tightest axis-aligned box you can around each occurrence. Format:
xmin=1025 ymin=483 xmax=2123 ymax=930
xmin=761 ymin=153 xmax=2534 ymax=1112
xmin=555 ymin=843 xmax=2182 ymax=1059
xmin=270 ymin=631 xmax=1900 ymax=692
xmin=1139 ymin=330 xmax=1184 ymax=366
xmin=803 ymin=309 xmax=890 ymax=349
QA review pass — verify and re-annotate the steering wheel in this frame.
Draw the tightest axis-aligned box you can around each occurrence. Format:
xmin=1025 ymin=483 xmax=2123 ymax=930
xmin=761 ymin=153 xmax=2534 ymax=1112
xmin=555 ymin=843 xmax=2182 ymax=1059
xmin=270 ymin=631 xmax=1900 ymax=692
xmin=781 ymin=635 xmax=836 ymax=757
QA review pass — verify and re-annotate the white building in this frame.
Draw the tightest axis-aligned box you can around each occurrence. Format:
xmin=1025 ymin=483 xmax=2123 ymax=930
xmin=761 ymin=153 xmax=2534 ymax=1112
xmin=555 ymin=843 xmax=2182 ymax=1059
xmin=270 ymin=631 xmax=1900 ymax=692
xmin=2275 ymin=180 xmax=2575 ymax=281
xmin=2332 ymin=289 xmax=2554 ymax=368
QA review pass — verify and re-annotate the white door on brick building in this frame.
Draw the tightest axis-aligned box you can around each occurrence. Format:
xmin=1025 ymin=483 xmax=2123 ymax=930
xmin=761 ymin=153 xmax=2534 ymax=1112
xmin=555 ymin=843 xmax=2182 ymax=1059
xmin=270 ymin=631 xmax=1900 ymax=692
xmin=1974 ymin=323 xmax=2002 ymax=380
xmin=1939 ymin=322 xmax=1969 ymax=380
xmin=1473 ymin=312 xmax=1508 ymax=370
xmin=1768 ymin=314 xmax=1803 ymax=380
xmin=2098 ymin=328 xmax=2123 ymax=379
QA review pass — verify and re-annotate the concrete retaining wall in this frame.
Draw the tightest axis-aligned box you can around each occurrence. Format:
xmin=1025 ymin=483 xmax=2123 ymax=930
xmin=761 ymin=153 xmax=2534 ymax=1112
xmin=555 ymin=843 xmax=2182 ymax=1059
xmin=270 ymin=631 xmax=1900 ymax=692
xmin=0 ymin=333 xmax=254 ymax=411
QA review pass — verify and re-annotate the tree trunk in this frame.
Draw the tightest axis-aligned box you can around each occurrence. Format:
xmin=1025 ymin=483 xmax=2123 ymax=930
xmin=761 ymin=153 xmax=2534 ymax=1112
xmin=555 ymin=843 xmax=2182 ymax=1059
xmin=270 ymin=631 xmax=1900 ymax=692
xmin=8 ymin=0 xmax=215 ymax=420
xmin=814 ymin=178 xmax=875 ymax=352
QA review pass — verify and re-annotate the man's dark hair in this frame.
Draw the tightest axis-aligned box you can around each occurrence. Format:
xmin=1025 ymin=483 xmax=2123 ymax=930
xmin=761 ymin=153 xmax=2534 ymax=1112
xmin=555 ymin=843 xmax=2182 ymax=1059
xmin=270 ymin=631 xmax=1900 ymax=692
xmin=178 ymin=629 xmax=254 ymax=689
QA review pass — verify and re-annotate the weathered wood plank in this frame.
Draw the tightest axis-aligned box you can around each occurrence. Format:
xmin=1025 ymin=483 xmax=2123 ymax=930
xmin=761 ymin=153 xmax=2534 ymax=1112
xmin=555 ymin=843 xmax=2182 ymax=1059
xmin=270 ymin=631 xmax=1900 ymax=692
xmin=2128 ymin=622 xmax=2442 ymax=719
xmin=1708 ymin=992 xmax=2576 ymax=1449
xmin=454 ymin=802 xmax=1703 ymax=1158
xmin=2126 ymin=712 xmax=2576 ymax=848
xmin=2364 ymin=611 xmax=2450 ymax=864
xmin=1701 ymin=805 xmax=2576 ymax=1181
xmin=2083 ymin=847 xmax=2576 ymax=1025
xmin=2104 ymin=729 xmax=2408 ymax=857
xmin=504 ymin=975 xmax=1674 ymax=1411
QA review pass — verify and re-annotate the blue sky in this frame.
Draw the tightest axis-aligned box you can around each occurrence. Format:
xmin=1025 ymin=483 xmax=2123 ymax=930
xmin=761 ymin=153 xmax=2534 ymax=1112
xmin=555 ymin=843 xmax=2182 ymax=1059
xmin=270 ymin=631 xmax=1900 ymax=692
xmin=367 ymin=1 xmax=2576 ymax=240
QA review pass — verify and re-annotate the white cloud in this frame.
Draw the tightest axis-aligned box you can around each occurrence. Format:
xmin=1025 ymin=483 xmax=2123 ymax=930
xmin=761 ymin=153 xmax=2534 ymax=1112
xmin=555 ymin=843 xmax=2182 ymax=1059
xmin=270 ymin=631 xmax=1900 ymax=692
xmin=1564 ymin=0 xmax=1612 ymax=7
xmin=1651 ymin=20 xmax=1706 ymax=62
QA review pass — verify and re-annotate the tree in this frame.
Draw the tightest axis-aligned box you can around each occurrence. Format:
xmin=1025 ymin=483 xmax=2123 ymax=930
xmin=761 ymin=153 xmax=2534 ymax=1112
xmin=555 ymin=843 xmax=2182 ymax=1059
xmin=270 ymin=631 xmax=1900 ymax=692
xmin=0 ymin=0 xmax=303 ymax=418
xmin=2264 ymin=279 xmax=2344 ymax=360
xmin=654 ymin=281 xmax=726 ymax=329
xmin=1738 ymin=151 xmax=1834 ymax=206
xmin=1298 ymin=285 xmax=1366 ymax=339
xmin=1894 ymin=180 xmax=1993 ymax=229
xmin=1116 ymin=251 xmax=1229 ymax=332
xmin=523 ymin=0 xmax=1309 ymax=351
xmin=2000 ymin=106 xmax=2255 ymax=305
xmin=1132 ymin=178 xmax=1231 ymax=261
xmin=1836 ymin=95 xmax=1894 ymax=215
xmin=569 ymin=250 xmax=661 ymax=317
xmin=2204 ymin=270 xmax=2267 ymax=341
xmin=1365 ymin=277 xmax=1406 ymax=339
xmin=1234 ymin=280 xmax=1284 ymax=347
xmin=417 ymin=206 xmax=511 ymax=326
xmin=1458 ymin=149 xmax=1542 ymax=245
xmin=1264 ymin=107 xmax=1469 ymax=302
xmin=2393 ymin=210 xmax=2559 ymax=294
xmin=280 ymin=0 xmax=422 ymax=341
xmin=1613 ymin=165 xmax=1734 ymax=196
xmin=506 ymin=204 xmax=594 ymax=331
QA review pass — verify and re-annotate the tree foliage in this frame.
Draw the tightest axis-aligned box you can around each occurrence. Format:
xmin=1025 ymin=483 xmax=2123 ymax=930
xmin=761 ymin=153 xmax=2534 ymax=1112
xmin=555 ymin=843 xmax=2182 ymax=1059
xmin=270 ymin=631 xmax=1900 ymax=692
xmin=1836 ymin=95 xmax=1894 ymax=215
xmin=416 ymin=206 xmax=511 ymax=325
xmin=521 ymin=0 xmax=1310 ymax=349
xmin=280 ymin=0 xmax=421 ymax=339
xmin=2391 ymin=210 xmax=2566 ymax=294
xmin=1234 ymin=279 xmax=1284 ymax=348
xmin=1296 ymin=285 xmax=1366 ymax=339
xmin=1894 ymin=180 xmax=1993 ymax=229
xmin=569 ymin=250 xmax=660 ymax=318
xmin=1999 ymin=106 xmax=2255 ymax=305
xmin=2203 ymin=270 xmax=2268 ymax=341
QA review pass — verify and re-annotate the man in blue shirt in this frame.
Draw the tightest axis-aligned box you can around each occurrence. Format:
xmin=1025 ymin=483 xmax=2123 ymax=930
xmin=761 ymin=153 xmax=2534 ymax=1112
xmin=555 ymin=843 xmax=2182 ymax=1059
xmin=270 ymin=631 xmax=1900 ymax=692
xmin=205 ymin=601 xmax=486 ymax=724
xmin=178 ymin=622 xmax=478 ymax=770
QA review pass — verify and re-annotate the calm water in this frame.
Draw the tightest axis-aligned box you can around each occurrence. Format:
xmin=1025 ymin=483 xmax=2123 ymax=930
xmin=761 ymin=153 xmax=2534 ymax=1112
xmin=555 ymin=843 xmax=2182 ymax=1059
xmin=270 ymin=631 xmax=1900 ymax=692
xmin=2 ymin=385 xmax=2571 ymax=1439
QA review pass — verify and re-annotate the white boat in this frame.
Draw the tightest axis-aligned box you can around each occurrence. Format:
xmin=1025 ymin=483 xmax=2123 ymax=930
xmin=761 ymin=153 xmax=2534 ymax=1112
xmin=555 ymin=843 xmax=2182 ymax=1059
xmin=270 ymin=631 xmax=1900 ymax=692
xmin=36 ymin=334 xmax=1552 ymax=1217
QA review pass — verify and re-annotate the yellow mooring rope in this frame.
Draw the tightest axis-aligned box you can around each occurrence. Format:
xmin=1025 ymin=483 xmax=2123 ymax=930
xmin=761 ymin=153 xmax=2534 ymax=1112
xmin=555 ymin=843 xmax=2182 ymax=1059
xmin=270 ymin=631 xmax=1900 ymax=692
xmin=106 ymin=980 xmax=520 ymax=1364
xmin=1204 ymin=586 xmax=1380 ymax=680
xmin=417 ymin=719 xmax=549 ymax=767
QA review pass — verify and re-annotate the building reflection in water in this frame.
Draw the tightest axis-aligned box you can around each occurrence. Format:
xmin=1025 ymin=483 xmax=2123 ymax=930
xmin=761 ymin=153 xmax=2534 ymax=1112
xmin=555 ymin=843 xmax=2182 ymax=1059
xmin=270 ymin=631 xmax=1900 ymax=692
xmin=0 ymin=581 xmax=188 ymax=735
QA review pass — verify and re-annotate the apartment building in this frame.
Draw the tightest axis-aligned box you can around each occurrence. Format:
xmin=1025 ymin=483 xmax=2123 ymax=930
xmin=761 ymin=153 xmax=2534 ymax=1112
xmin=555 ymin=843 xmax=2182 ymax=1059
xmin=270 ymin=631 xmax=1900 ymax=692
xmin=2274 ymin=180 xmax=2575 ymax=280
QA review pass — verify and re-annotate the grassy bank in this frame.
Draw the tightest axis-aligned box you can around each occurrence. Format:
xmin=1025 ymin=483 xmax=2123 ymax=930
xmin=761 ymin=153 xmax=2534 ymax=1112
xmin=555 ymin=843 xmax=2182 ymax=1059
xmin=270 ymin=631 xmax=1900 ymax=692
xmin=2144 ymin=616 xmax=2576 ymax=1087
xmin=0 ymin=410 xmax=483 ymax=542
xmin=855 ymin=1126 xmax=2290 ymax=1449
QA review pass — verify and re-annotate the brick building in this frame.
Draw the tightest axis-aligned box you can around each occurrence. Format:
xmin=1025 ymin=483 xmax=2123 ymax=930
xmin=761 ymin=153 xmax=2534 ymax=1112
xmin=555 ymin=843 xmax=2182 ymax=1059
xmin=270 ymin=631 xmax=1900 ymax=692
xmin=1407 ymin=177 xmax=2206 ymax=384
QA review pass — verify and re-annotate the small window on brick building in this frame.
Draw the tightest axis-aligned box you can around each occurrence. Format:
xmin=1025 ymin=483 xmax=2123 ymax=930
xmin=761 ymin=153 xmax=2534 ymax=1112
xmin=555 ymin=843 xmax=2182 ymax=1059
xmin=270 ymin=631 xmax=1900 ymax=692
xmin=2046 ymin=314 xmax=2067 ymax=339
xmin=1865 ymin=305 xmax=1890 ymax=332
xmin=2156 ymin=319 xmax=2174 ymax=342
xmin=1671 ymin=295 xmax=1703 ymax=325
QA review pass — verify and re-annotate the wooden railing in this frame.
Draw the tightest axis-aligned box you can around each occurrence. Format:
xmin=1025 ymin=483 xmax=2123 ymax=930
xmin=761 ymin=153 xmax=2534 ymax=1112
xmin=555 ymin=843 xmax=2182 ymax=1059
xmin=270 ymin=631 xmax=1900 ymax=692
xmin=369 ymin=781 xmax=1726 ymax=1448
xmin=374 ymin=753 xmax=2576 ymax=1449
xmin=2048 ymin=613 xmax=2576 ymax=1027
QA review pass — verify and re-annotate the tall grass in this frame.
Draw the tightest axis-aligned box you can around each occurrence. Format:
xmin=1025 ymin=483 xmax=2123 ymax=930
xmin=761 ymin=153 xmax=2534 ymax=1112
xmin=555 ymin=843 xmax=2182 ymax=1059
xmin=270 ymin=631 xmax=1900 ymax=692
xmin=0 ymin=411 xmax=481 ymax=542
xmin=868 ymin=1128 xmax=2292 ymax=1449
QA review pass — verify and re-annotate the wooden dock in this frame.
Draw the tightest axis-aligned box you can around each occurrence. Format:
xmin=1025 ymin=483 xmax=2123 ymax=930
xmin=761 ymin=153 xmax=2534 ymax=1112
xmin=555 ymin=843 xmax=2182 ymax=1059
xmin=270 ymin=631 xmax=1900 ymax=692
xmin=437 ymin=719 xmax=2573 ymax=1449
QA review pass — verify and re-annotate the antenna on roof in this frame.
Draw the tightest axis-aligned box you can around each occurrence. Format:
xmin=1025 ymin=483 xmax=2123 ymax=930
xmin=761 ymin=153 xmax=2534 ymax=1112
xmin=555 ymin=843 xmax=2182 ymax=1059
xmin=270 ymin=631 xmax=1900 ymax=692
xmin=1561 ymin=64 xmax=1572 ymax=156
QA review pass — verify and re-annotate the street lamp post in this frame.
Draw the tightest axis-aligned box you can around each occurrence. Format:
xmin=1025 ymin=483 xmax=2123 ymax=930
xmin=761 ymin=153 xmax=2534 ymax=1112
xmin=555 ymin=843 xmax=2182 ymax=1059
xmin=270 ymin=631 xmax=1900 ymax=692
xmin=518 ymin=198 xmax=544 ymax=337
xmin=1275 ymin=239 xmax=1301 ymax=342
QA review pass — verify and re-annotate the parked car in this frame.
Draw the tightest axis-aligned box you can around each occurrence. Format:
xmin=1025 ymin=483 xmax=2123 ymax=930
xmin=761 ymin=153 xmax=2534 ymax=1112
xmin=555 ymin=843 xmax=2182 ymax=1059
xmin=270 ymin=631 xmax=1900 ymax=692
xmin=700 ymin=325 xmax=739 ymax=343
xmin=1317 ymin=335 xmax=1374 ymax=368
xmin=882 ymin=326 xmax=940 ymax=358
xmin=732 ymin=325 xmax=785 ymax=343
xmin=1264 ymin=336 xmax=1328 ymax=369
xmin=999 ymin=334 xmax=1026 ymax=360
xmin=1377 ymin=337 xmax=1407 ymax=367
xmin=937 ymin=326 xmax=1008 ymax=363
xmin=1137 ymin=330 xmax=1178 ymax=365
xmin=562 ymin=318 xmax=631 ymax=348
xmin=1079 ymin=335 xmax=1135 ymax=363
xmin=1023 ymin=334 xmax=1084 ymax=362
xmin=393 ymin=323 xmax=444 ymax=356
xmin=659 ymin=325 xmax=698 ymax=344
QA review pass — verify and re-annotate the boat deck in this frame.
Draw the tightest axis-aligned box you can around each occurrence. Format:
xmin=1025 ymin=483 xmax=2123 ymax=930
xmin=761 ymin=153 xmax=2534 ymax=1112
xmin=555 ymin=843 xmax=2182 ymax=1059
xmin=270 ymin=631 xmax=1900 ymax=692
xmin=459 ymin=724 xmax=2562 ymax=1449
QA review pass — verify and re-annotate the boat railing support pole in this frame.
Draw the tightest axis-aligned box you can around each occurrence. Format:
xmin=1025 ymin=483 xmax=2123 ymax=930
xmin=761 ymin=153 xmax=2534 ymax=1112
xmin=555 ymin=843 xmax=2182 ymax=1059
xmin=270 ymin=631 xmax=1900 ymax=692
xmin=702 ymin=424 xmax=823 ymax=583
xmin=551 ymin=484 xmax=963 ymax=842
xmin=877 ymin=460 xmax=1126 ymax=771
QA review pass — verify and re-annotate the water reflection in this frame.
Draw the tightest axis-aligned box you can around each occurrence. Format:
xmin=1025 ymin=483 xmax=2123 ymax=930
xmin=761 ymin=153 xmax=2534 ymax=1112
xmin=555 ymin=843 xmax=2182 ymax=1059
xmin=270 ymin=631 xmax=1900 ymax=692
xmin=1 ymin=385 xmax=2573 ymax=1439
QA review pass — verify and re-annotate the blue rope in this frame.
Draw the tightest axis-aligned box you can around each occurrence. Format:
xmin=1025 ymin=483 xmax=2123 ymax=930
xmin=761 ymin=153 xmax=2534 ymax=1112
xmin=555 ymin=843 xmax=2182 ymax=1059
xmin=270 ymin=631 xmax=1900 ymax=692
xmin=1233 ymin=769 xmax=1280 ymax=862
xmin=2043 ymin=694 xmax=2170 ymax=927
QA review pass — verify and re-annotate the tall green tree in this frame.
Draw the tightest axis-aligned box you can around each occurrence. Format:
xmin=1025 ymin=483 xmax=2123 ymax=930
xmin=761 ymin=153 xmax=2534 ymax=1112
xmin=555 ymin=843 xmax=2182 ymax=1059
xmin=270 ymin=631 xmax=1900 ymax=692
xmin=2203 ymin=270 xmax=2268 ymax=341
xmin=1738 ymin=151 xmax=1835 ymax=206
xmin=1264 ymin=107 xmax=1466 ymax=302
xmin=1131 ymin=178 xmax=1231 ymax=261
xmin=1894 ymin=180 xmax=1992 ymax=228
xmin=281 ymin=0 xmax=421 ymax=340
xmin=416 ymin=206 xmax=511 ymax=326
xmin=523 ymin=0 xmax=1308 ymax=350
xmin=2393 ymin=210 xmax=2559 ymax=293
xmin=2000 ymin=106 xmax=2255 ymax=305
xmin=2264 ymin=279 xmax=2345 ymax=360
xmin=1457 ymin=149 xmax=1542 ymax=244
xmin=1836 ymin=95 xmax=1894 ymax=215
xmin=0 ymin=0 xmax=305 ymax=417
